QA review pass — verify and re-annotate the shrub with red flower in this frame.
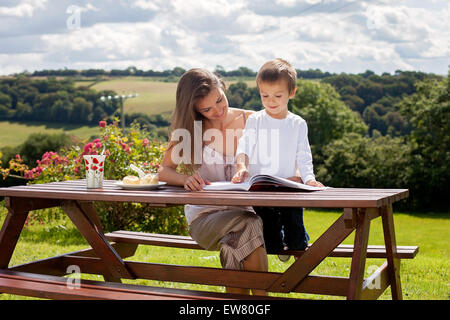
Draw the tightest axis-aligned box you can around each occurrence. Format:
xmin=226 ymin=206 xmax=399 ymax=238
xmin=0 ymin=119 xmax=186 ymax=235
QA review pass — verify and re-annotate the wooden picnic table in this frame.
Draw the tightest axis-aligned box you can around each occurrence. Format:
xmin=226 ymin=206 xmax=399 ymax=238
xmin=0 ymin=179 xmax=416 ymax=300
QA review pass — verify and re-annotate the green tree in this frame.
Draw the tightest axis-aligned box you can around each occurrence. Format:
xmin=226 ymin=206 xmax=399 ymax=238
xmin=50 ymin=100 xmax=72 ymax=122
xmin=398 ymin=72 xmax=450 ymax=209
xmin=171 ymin=67 xmax=186 ymax=77
xmin=72 ymin=97 xmax=93 ymax=123
xmin=291 ymin=81 xmax=367 ymax=149
xmin=0 ymin=92 xmax=12 ymax=108
xmin=13 ymin=102 xmax=33 ymax=121
xmin=18 ymin=133 xmax=72 ymax=167
xmin=317 ymin=133 xmax=410 ymax=190
xmin=0 ymin=105 xmax=11 ymax=119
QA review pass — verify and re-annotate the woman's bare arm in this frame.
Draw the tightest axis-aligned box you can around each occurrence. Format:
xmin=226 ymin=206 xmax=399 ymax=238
xmin=157 ymin=146 xmax=189 ymax=186
xmin=158 ymin=145 xmax=210 ymax=191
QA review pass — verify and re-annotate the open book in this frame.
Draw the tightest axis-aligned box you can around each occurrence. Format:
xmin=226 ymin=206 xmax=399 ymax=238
xmin=203 ymin=174 xmax=329 ymax=191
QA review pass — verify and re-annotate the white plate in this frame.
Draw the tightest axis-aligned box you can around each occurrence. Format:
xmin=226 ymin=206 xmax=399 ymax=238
xmin=114 ymin=181 xmax=167 ymax=190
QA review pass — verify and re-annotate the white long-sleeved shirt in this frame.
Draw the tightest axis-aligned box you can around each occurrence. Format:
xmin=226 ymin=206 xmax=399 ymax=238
xmin=236 ymin=110 xmax=315 ymax=183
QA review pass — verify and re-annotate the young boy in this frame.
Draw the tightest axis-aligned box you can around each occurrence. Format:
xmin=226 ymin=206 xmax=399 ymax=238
xmin=232 ymin=58 xmax=323 ymax=257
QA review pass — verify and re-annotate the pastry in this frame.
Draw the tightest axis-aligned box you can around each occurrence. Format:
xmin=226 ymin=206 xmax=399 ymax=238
xmin=122 ymin=175 xmax=140 ymax=185
xmin=140 ymin=173 xmax=159 ymax=185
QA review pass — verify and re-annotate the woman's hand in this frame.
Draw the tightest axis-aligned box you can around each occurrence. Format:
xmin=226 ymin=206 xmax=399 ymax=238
xmin=232 ymin=168 xmax=249 ymax=183
xmin=184 ymin=172 xmax=210 ymax=191
xmin=305 ymin=179 xmax=324 ymax=187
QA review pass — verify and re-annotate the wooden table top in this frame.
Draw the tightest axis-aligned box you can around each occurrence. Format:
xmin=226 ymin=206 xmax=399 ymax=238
xmin=0 ymin=180 xmax=409 ymax=208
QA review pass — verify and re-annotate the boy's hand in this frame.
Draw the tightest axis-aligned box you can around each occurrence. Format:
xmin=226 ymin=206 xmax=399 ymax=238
xmin=286 ymin=176 xmax=303 ymax=183
xmin=232 ymin=168 xmax=249 ymax=183
xmin=305 ymin=179 xmax=324 ymax=187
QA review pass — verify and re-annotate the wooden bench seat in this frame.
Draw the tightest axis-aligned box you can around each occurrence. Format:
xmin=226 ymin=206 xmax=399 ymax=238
xmin=0 ymin=269 xmax=289 ymax=300
xmin=105 ymin=230 xmax=419 ymax=259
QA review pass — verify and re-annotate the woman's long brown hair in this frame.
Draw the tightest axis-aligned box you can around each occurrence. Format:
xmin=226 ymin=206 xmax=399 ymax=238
xmin=168 ymin=68 xmax=226 ymax=173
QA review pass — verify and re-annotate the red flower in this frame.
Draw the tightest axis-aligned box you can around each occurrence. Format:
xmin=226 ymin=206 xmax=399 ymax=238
xmin=91 ymin=166 xmax=98 ymax=170
xmin=85 ymin=166 xmax=89 ymax=170
xmin=99 ymin=120 xmax=107 ymax=128
xmin=85 ymin=159 xmax=89 ymax=165
xmin=100 ymin=162 xmax=104 ymax=166
xmin=83 ymin=142 xmax=93 ymax=154
xmin=93 ymin=158 xmax=99 ymax=164
xmin=99 ymin=168 xmax=103 ymax=172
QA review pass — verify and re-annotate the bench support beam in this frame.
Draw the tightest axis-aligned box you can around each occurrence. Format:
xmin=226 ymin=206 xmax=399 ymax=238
xmin=58 ymin=256 xmax=350 ymax=296
xmin=9 ymin=243 xmax=138 ymax=279
xmin=361 ymin=262 xmax=389 ymax=300
xmin=268 ymin=213 xmax=355 ymax=293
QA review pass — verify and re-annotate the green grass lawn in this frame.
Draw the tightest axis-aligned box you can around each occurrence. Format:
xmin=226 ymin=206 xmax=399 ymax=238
xmin=0 ymin=206 xmax=448 ymax=300
xmin=0 ymin=121 xmax=100 ymax=148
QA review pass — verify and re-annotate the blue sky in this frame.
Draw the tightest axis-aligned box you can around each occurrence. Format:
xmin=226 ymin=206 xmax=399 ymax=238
xmin=0 ymin=0 xmax=448 ymax=75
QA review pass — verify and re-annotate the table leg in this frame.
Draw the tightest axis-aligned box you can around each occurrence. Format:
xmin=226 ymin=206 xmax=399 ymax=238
xmin=77 ymin=200 xmax=123 ymax=281
xmin=0 ymin=208 xmax=28 ymax=269
xmin=77 ymin=201 xmax=104 ymax=234
xmin=347 ymin=209 xmax=371 ymax=300
xmin=0 ymin=197 xmax=63 ymax=269
xmin=61 ymin=200 xmax=134 ymax=281
xmin=381 ymin=204 xmax=403 ymax=300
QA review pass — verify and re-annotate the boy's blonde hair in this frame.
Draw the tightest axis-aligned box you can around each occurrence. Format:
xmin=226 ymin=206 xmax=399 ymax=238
xmin=256 ymin=58 xmax=297 ymax=94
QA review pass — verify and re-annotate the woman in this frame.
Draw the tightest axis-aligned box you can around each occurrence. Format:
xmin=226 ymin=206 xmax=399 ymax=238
xmin=158 ymin=68 xmax=267 ymax=295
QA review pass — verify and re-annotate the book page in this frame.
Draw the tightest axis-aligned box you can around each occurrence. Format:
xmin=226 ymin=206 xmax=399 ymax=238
xmin=249 ymin=174 xmax=329 ymax=191
xmin=203 ymin=181 xmax=251 ymax=191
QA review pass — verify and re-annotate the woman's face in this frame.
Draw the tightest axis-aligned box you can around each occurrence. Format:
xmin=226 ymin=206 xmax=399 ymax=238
xmin=195 ymin=87 xmax=229 ymax=122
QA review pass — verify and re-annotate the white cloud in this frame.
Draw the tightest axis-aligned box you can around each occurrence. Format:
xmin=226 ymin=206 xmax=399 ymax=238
xmin=0 ymin=0 xmax=448 ymax=75
xmin=41 ymin=22 xmax=163 ymax=62
xmin=0 ymin=53 xmax=44 ymax=74
xmin=0 ymin=0 xmax=47 ymax=18
xmin=234 ymin=13 xmax=279 ymax=34
xmin=132 ymin=0 xmax=161 ymax=11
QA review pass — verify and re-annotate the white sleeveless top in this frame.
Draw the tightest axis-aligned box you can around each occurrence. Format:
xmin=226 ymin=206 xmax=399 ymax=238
xmin=184 ymin=144 xmax=254 ymax=225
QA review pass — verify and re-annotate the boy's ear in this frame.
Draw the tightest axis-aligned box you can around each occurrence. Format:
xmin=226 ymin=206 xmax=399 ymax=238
xmin=289 ymin=87 xmax=298 ymax=99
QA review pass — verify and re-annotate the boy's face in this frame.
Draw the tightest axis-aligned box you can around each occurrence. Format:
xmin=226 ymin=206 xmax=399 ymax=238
xmin=258 ymin=79 xmax=296 ymax=119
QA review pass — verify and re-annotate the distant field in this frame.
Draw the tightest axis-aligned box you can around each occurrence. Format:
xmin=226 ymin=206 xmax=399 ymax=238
xmin=87 ymin=77 xmax=257 ymax=116
xmin=0 ymin=77 xmax=256 ymax=148
xmin=0 ymin=121 xmax=99 ymax=148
